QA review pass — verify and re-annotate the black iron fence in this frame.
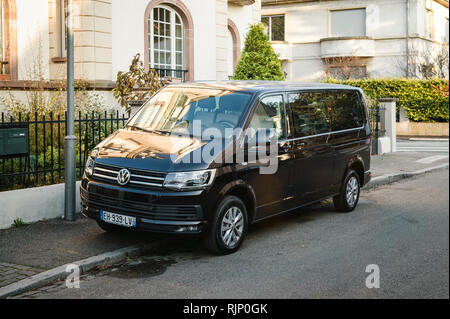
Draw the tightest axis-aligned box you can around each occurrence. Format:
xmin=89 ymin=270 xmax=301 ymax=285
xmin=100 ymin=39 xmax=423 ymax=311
xmin=1 ymin=101 xmax=383 ymax=191
xmin=0 ymin=111 xmax=129 ymax=192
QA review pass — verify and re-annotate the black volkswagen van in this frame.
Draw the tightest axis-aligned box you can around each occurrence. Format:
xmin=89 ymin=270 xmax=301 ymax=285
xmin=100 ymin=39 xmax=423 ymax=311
xmin=81 ymin=81 xmax=372 ymax=254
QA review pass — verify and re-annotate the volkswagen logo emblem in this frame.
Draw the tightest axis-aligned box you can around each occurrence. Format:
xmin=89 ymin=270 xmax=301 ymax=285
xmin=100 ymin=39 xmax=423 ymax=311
xmin=117 ymin=169 xmax=131 ymax=186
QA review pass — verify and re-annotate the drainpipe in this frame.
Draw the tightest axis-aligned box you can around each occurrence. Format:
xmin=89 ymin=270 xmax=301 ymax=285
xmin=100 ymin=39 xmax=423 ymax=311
xmin=406 ymin=0 xmax=410 ymax=77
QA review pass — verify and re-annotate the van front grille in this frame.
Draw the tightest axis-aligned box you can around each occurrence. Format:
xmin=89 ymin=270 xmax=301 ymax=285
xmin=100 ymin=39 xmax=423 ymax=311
xmin=92 ymin=162 xmax=166 ymax=189
xmin=80 ymin=188 xmax=202 ymax=221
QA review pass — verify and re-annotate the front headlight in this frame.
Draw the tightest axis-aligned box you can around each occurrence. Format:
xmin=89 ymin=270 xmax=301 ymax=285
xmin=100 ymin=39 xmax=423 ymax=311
xmin=85 ymin=156 xmax=95 ymax=176
xmin=90 ymin=149 xmax=99 ymax=157
xmin=163 ymin=169 xmax=216 ymax=191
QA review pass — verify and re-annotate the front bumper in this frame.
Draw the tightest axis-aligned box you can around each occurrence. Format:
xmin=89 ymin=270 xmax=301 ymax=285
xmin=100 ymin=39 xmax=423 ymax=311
xmin=80 ymin=179 xmax=206 ymax=234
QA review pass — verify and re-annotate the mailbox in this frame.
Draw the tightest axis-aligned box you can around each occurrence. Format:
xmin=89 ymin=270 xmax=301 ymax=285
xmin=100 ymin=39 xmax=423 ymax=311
xmin=0 ymin=124 xmax=29 ymax=158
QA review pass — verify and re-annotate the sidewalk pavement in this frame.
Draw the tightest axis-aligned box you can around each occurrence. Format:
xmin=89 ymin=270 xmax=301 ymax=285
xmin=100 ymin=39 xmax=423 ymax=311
xmin=0 ymin=262 xmax=44 ymax=288
xmin=0 ymin=148 xmax=448 ymax=295
xmin=371 ymin=152 xmax=448 ymax=178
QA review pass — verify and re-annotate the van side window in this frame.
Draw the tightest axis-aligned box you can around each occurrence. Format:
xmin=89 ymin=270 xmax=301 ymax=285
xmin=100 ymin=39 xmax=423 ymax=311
xmin=288 ymin=92 xmax=331 ymax=137
xmin=249 ymin=95 xmax=286 ymax=139
xmin=329 ymin=91 xmax=364 ymax=131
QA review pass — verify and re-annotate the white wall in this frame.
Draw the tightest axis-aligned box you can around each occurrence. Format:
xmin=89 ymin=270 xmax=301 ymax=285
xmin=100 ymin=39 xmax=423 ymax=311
xmin=16 ymin=0 xmax=51 ymax=80
xmin=112 ymin=0 xmax=217 ymax=81
xmin=0 ymin=182 xmax=81 ymax=230
xmin=263 ymin=0 xmax=449 ymax=81
xmin=12 ymin=0 xmax=260 ymax=83
xmin=263 ymin=0 xmax=407 ymax=42
xmin=431 ymin=0 xmax=450 ymax=42
xmin=228 ymin=3 xmax=254 ymax=48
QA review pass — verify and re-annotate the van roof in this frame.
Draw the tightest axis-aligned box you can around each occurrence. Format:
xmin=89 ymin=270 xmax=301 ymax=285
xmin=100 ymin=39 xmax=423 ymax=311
xmin=167 ymin=80 xmax=359 ymax=93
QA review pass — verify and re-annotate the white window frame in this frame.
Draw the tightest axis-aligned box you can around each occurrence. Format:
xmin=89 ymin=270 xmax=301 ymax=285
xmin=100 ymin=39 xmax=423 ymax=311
xmin=149 ymin=5 xmax=184 ymax=73
xmin=262 ymin=14 xmax=285 ymax=42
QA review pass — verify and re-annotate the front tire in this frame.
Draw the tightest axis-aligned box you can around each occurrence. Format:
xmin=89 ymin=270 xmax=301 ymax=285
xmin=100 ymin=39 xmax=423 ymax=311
xmin=204 ymin=196 xmax=248 ymax=255
xmin=333 ymin=169 xmax=361 ymax=213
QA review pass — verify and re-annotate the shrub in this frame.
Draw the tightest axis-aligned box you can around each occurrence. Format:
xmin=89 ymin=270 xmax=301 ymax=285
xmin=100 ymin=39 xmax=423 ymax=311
xmin=112 ymin=53 xmax=165 ymax=112
xmin=326 ymin=78 xmax=449 ymax=122
xmin=233 ymin=24 xmax=284 ymax=81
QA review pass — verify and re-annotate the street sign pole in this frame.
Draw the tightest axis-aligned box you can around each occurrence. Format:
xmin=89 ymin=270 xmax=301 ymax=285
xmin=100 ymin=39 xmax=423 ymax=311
xmin=64 ymin=0 xmax=76 ymax=221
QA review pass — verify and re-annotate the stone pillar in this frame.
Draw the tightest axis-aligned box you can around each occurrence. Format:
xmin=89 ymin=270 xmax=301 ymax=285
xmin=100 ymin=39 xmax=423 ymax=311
xmin=48 ymin=0 xmax=113 ymax=82
xmin=216 ymin=0 xmax=229 ymax=80
xmin=397 ymin=104 xmax=410 ymax=138
xmin=73 ymin=0 xmax=113 ymax=82
xmin=399 ymin=105 xmax=409 ymax=123
xmin=379 ymin=98 xmax=399 ymax=153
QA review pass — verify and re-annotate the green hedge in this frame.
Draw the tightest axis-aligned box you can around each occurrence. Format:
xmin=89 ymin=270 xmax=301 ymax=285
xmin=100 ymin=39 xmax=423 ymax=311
xmin=325 ymin=79 xmax=449 ymax=122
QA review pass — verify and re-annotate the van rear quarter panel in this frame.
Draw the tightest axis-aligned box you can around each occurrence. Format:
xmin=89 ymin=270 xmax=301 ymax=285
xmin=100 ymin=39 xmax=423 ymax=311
xmin=330 ymin=128 xmax=370 ymax=186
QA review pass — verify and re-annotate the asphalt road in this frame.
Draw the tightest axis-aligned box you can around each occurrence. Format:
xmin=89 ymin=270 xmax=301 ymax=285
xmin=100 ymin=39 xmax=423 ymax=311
xmin=31 ymin=169 xmax=449 ymax=299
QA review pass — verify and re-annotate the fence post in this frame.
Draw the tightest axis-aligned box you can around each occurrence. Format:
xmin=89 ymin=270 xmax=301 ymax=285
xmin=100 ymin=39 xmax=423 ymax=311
xmin=378 ymin=98 xmax=399 ymax=154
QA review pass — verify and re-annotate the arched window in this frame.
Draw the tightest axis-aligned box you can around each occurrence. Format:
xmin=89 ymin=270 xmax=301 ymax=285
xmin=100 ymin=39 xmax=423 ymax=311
xmin=144 ymin=0 xmax=194 ymax=82
xmin=148 ymin=6 xmax=184 ymax=79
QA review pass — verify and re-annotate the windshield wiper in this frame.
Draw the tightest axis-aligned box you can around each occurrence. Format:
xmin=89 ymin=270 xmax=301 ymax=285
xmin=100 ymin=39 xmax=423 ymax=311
xmin=153 ymin=129 xmax=172 ymax=136
xmin=128 ymin=126 xmax=171 ymax=136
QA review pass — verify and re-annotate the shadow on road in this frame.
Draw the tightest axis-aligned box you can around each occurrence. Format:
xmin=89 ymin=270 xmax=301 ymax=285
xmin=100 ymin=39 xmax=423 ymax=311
xmin=0 ymin=199 xmax=369 ymax=270
xmin=136 ymin=200 xmax=340 ymax=259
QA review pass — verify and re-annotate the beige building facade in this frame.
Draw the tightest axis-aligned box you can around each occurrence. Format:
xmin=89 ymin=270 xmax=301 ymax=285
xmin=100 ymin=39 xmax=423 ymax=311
xmin=0 ymin=0 xmax=261 ymax=112
xmin=262 ymin=0 xmax=449 ymax=81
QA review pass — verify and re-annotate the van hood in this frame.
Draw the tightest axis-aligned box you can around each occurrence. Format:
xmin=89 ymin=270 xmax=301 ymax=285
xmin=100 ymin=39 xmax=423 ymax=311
xmin=93 ymin=128 xmax=227 ymax=172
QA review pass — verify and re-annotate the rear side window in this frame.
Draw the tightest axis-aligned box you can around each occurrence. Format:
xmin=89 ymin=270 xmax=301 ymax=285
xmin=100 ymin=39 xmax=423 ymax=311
xmin=288 ymin=90 xmax=364 ymax=137
xmin=329 ymin=90 xmax=364 ymax=131
xmin=288 ymin=92 xmax=331 ymax=138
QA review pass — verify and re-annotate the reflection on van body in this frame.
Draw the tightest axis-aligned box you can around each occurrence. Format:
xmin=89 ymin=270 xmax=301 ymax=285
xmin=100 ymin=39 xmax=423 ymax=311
xmin=81 ymin=81 xmax=372 ymax=255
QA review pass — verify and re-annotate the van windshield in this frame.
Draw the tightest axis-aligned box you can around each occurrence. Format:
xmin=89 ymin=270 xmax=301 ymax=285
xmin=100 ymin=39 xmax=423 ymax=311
xmin=127 ymin=87 xmax=252 ymax=139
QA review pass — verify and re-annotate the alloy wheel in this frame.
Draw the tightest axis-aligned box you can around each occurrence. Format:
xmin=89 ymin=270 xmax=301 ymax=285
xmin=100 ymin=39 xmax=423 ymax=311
xmin=346 ymin=176 xmax=359 ymax=208
xmin=220 ymin=206 xmax=244 ymax=249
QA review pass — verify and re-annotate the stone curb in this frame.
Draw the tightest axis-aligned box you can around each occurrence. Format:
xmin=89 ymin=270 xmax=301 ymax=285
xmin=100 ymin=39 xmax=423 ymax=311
xmin=0 ymin=244 xmax=149 ymax=299
xmin=365 ymin=163 xmax=449 ymax=190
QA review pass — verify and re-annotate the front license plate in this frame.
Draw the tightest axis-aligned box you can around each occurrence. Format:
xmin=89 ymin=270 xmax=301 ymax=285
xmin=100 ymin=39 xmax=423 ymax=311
xmin=100 ymin=211 xmax=136 ymax=228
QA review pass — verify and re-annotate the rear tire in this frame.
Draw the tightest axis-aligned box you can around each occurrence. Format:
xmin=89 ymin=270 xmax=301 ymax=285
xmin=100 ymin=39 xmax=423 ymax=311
xmin=333 ymin=169 xmax=361 ymax=213
xmin=96 ymin=220 xmax=126 ymax=233
xmin=204 ymin=196 xmax=248 ymax=255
